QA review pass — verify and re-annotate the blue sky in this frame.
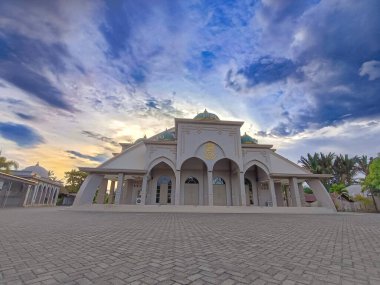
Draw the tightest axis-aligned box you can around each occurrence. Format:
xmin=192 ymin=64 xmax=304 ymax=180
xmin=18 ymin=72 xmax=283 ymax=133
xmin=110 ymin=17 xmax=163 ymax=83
xmin=0 ymin=0 xmax=379 ymax=177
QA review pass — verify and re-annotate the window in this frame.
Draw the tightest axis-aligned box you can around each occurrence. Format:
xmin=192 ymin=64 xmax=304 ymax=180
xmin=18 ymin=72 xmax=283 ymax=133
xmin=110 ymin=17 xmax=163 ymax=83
xmin=185 ymin=177 xmax=199 ymax=184
xmin=213 ymin=177 xmax=225 ymax=185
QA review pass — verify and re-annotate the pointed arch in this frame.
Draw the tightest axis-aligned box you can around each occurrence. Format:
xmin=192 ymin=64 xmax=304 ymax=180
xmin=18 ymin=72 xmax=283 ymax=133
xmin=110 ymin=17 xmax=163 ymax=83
xmin=147 ymin=156 xmax=176 ymax=174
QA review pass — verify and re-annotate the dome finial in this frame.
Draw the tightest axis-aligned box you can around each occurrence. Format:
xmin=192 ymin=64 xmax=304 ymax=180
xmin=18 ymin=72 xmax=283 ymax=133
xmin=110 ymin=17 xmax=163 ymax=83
xmin=193 ymin=109 xmax=220 ymax=121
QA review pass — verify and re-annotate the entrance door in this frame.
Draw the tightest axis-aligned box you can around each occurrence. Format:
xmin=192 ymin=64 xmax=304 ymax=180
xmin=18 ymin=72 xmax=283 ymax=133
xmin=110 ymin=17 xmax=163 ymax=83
xmin=213 ymin=185 xmax=227 ymax=206
xmin=159 ymin=183 xmax=168 ymax=205
xmin=213 ymin=177 xmax=227 ymax=206
xmin=184 ymin=184 xmax=198 ymax=205
xmin=184 ymin=177 xmax=199 ymax=205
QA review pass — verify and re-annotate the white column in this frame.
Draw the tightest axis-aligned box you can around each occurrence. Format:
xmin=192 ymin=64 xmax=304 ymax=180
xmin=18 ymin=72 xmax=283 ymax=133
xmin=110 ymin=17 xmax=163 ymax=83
xmin=140 ymin=175 xmax=148 ymax=205
xmin=175 ymin=170 xmax=181 ymax=205
xmin=239 ymin=172 xmax=247 ymax=206
xmin=23 ymin=185 xmax=32 ymax=207
xmin=268 ymin=178 xmax=277 ymax=207
xmin=290 ymin=177 xmax=302 ymax=207
xmin=96 ymin=179 xmax=108 ymax=204
xmin=207 ymin=171 xmax=213 ymax=206
xmin=73 ymin=174 xmax=103 ymax=206
xmin=306 ymin=179 xmax=336 ymax=211
xmin=31 ymin=184 xmax=39 ymax=205
xmin=114 ymin=173 xmax=124 ymax=205
xmin=38 ymin=185 xmax=45 ymax=204
xmin=54 ymin=188 xmax=59 ymax=205
xmin=46 ymin=187 xmax=52 ymax=205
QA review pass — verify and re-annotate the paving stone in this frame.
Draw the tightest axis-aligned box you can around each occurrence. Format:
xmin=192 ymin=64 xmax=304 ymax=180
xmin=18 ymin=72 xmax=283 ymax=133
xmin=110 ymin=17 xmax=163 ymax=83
xmin=0 ymin=208 xmax=380 ymax=284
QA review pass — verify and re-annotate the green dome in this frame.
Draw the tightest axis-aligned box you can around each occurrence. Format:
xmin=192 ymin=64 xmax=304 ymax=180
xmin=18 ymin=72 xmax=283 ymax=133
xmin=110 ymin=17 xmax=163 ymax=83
xmin=241 ymin=132 xmax=258 ymax=144
xmin=193 ymin=109 xmax=220 ymax=121
xmin=158 ymin=129 xmax=175 ymax=141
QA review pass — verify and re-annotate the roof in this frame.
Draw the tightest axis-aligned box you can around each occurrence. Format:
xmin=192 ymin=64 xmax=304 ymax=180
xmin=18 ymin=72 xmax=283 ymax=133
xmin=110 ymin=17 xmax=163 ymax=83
xmin=0 ymin=172 xmax=37 ymax=185
xmin=23 ymin=163 xmax=49 ymax=178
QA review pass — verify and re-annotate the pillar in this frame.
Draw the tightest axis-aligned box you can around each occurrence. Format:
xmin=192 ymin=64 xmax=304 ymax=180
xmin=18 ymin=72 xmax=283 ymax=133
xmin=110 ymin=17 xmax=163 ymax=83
xmin=31 ymin=184 xmax=39 ymax=205
xmin=306 ymin=179 xmax=336 ymax=211
xmin=274 ymin=182 xmax=283 ymax=206
xmin=239 ymin=172 xmax=247 ymax=206
xmin=108 ymin=181 xmax=116 ymax=204
xmin=46 ymin=187 xmax=52 ymax=205
xmin=23 ymin=185 xmax=32 ymax=206
xmin=96 ymin=179 xmax=108 ymax=204
xmin=73 ymin=174 xmax=103 ymax=206
xmin=207 ymin=170 xmax=213 ymax=206
xmin=175 ymin=170 xmax=181 ymax=205
xmin=290 ymin=177 xmax=302 ymax=207
xmin=114 ymin=173 xmax=124 ymax=205
xmin=140 ymin=175 xmax=148 ymax=205
xmin=268 ymin=178 xmax=277 ymax=207
xmin=54 ymin=188 xmax=59 ymax=205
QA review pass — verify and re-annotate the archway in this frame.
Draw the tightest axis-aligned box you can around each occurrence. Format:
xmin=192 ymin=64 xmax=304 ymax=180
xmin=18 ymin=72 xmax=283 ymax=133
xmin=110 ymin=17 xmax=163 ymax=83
xmin=180 ymin=157 xmax=207 ymax=205
xmin=244 ymin=163 xmax=273 ymax=206
xmin=147 ymin=161 xmax=175 ymax=205
xmin=213 ymin=158 xmax=241 ymax=206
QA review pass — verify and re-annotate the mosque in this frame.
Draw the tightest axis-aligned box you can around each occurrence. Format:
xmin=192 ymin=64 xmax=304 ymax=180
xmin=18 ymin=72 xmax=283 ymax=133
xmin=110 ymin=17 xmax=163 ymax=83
xmin=74 ymin=110 xmax=335 ymax=211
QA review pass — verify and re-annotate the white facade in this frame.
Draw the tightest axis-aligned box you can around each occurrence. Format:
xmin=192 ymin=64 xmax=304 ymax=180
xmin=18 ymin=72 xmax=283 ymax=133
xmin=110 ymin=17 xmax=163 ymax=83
xmin=74 ymin=111 xmax=336 ymax=211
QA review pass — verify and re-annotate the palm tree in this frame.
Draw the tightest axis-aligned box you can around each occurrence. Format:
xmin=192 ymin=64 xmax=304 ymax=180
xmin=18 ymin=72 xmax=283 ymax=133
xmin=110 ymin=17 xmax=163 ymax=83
xmin=299 ymin=152 xmax=335 ymax=189
xmin=299 ymin=153 xmax=322 ymax=173
xmin=0 ymin=152 xmax=19 ymax=173
xmin=356 ymin=155 xmax=372 ymax=176
xmin=333 ymin=154 xmax=358 ymax=185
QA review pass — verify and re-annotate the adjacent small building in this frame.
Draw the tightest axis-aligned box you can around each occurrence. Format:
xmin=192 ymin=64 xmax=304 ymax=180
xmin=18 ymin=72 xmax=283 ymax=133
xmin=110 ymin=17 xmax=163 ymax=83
xmin=0 ymin=172 xmax=37 ymax=208
xmin=8 ymin=163 xmax=63 ymax=207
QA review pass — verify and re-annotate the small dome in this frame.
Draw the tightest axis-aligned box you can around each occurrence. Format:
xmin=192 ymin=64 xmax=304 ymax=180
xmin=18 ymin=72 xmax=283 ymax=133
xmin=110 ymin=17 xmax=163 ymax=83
xmin=241 ymin=132 xmax=258 ymax=144
xmin=134 ymin=135 xmax=147 ymax=144
xmin=23 ymin=163 xmax=49 ymax=178
xmin=158 ymin=129 xmax=175 ymax=141
xmin=193 ymin=109 xmax=220 ymax=121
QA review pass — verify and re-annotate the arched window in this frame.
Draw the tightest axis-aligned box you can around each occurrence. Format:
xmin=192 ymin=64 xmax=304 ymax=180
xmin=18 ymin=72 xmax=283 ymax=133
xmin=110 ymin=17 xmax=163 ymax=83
xmin=213 ymin=177 xmax=225 ymax=185
xmin=185 ymin=177 xmax=199 ymax=184
xmin=156 ymin=176 xmax=172 ymax=204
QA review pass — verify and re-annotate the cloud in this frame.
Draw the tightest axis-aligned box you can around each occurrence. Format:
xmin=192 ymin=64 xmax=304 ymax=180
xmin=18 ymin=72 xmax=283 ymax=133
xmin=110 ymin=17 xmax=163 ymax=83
xmin=0 ymin=122 xmax=45 ymax=147
xmin=359 ymin=60 xmax=380 ymax=80
xmin=0 ymin=61 xmax=74 ymax=111
xmin=65 ymin=150 xmax=109 ymax=163
xmin=81 ymin=130 xmax=129 ymax=146
xmin=226 ymin=56 xmax=300 ymax=91
xmin=14 ymin=112 xmax=36 ymax=121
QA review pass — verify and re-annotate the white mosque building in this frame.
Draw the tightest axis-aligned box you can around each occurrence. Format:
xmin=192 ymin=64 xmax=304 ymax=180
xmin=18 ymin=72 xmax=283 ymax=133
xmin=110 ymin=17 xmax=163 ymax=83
xmin=74 ymin=110 xmax=335 ymax=211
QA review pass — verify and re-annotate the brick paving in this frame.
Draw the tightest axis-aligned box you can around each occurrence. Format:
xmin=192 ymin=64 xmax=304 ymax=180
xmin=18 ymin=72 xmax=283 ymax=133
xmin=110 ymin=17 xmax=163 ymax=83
xmin=0 ymin=208 xmax=380 ymax=285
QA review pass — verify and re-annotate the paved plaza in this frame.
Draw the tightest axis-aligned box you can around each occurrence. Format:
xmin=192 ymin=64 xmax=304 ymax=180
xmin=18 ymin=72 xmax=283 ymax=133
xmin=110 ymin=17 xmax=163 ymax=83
xmin=0 ymin=208 xmax=380 ymax=285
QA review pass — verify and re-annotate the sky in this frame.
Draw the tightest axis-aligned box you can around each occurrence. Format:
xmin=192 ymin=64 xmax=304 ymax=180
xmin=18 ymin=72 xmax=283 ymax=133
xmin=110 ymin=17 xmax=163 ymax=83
xmin=0 ymin=0 xmax=379 ymax=179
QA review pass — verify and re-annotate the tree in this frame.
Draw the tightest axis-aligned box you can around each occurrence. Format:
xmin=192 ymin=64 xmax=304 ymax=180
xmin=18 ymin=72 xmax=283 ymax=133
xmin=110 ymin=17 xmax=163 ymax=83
xmin=47 ymin=170 xmax=60 ymax=182
xmin=356 ymin=155 xmax=373 ymax=176
xmin=329 ymin=183 xmax=349 ymax=196
xmin=299 ymin=152 xmax=335 ymax=188
xmin=362 ymin=158 xmax=380 ymax=212
xmin=64 ymin=169 xmax=88 ymax=193
xmin=333 ymin=154 xmax=358 ymax=185
xmin=0 ymin=152 xmax=19 ymax=173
